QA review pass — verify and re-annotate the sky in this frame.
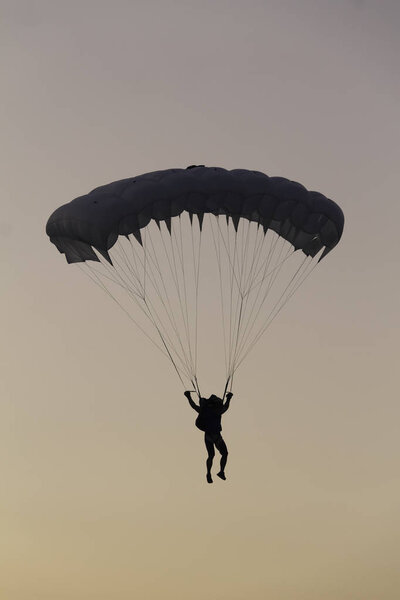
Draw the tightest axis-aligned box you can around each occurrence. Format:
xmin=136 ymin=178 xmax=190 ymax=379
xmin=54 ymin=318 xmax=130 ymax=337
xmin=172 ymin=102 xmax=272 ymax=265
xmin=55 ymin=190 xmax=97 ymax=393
xmin=1 ymin=1 xmax=400 ymax=598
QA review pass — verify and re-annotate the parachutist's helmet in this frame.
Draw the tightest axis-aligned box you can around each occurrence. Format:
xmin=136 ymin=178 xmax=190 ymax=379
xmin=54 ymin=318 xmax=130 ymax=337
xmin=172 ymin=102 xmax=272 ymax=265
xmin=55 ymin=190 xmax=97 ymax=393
xmin=209 ymin=394 xmax=223 ymax=405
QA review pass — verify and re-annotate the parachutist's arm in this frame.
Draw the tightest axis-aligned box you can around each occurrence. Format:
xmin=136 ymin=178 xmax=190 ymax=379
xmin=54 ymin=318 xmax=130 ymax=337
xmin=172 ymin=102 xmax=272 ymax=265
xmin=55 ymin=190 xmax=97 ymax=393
xmin=184 ymin=390 xmax=200 ymax=413
xmin=221 ymin=392 xmax=233 ymax=414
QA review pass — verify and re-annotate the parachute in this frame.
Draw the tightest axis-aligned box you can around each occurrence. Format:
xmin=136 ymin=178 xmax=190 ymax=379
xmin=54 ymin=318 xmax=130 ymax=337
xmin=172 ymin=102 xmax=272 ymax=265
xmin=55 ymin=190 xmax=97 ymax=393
xmin=46 ymin=166 xmax=344 ymax=396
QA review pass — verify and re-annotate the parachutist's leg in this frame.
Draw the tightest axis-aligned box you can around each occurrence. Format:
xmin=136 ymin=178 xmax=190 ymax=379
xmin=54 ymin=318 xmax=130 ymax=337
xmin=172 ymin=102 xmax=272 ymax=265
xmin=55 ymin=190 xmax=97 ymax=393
xmin=204 ymin=434 xmax=215 ymax=483
xmin=215 ymin=435 xmax=228 ymax=480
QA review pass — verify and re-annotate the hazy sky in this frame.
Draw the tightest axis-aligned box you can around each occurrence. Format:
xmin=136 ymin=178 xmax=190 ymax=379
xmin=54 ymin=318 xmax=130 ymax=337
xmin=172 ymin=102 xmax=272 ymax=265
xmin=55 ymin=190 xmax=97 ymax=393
xmin=2 ymin=1 xmax=400 ymax=598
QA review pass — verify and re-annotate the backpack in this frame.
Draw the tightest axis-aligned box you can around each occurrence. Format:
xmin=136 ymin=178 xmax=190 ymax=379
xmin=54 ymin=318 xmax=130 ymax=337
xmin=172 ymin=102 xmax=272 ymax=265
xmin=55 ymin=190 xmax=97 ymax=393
xmin=195 ymin=414 xmax=206 ymax=431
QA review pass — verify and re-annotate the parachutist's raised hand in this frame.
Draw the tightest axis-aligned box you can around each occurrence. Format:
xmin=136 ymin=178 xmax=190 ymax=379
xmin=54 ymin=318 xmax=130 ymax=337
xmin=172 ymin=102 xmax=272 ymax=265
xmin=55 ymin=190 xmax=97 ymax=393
xmin=185 ymin=391 xmax=200 ymax=413
xmin=226 ymin=392 xmax=233 ymax=400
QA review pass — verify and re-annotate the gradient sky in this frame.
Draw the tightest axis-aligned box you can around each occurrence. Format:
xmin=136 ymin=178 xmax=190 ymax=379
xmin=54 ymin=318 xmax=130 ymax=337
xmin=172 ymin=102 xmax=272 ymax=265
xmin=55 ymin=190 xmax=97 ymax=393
xmin=2 ymin=1 xmax=400 ymax=598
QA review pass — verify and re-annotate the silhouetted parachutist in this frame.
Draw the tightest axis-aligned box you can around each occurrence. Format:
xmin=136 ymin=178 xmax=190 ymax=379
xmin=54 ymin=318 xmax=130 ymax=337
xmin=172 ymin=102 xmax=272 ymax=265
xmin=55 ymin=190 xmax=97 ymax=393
xmin=185 ymin=390 xmax=232 ymax=483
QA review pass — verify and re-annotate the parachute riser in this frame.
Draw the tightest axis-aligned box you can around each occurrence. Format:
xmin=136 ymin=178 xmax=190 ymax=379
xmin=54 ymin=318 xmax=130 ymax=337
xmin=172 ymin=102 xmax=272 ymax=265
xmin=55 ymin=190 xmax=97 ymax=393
xmin=191 ymin=376 xmax=201 ymax=399
xmin=222 ymin=376 xmax=232 ymax=400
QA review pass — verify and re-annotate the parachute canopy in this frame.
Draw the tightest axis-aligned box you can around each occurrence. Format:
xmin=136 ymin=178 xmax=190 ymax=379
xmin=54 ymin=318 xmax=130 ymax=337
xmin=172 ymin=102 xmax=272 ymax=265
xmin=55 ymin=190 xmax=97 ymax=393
xmin=46 ymin=166 xmax=344 ymax=395
xmin=47 ymin=166 xmax=343 ymax=264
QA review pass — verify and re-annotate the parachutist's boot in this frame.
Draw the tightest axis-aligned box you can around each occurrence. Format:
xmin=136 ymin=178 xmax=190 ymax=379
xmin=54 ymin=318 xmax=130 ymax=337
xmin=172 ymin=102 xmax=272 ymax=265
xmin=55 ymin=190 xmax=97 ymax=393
xmin=206 ymin=473 xmax=213 ymax=483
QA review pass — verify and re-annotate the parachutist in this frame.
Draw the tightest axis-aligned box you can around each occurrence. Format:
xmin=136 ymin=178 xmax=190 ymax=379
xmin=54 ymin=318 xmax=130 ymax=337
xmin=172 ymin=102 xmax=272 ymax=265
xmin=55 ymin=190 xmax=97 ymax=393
xmin=185 ymin=390 xmax=232 ymax=483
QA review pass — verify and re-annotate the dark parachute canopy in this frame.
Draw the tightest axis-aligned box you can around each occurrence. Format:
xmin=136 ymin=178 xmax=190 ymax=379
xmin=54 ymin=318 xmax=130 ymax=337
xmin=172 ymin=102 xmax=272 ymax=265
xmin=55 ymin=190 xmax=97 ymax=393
xmin=47 ymin=166 xmax=344 ymax=395
xmin=47 ymin=166 xmax=343 ymax=263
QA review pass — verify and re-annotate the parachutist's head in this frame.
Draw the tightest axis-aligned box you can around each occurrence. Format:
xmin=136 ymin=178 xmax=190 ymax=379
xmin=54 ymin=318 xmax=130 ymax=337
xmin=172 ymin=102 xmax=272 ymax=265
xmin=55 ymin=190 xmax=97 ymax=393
xmin=209 ymin=394 xmax=223 ymax=405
